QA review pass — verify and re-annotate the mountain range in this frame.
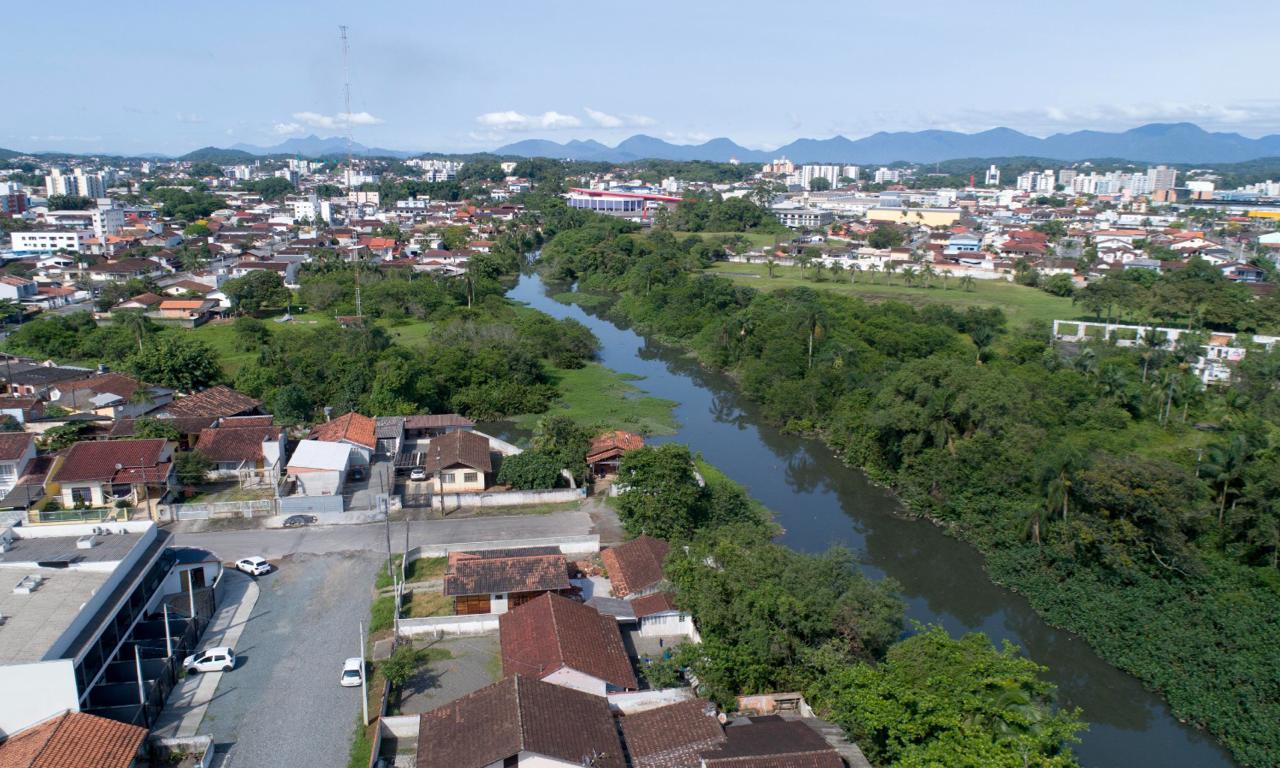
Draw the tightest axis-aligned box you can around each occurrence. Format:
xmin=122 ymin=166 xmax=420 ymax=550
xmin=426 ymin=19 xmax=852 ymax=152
xmin=225 ymin=134 xmax=418 ymax=159
xmin=494 ymin=123 xmax=1280 ymax=165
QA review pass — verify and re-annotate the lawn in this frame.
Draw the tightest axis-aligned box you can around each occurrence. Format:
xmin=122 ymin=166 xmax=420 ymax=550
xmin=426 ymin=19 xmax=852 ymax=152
xmin=706 ymin=261 xmax=1081 ymax=328
xmin=403 ymin=589 xmax=451 ymax=618
xmin=511 ymin=362 xmax=678 ymax=435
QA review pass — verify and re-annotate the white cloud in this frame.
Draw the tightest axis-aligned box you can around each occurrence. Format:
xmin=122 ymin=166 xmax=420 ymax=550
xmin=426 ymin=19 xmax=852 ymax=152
xmin=584 ymin=107 xmax=655 ymax=129
xmin=476 ymin=110 xmax=582 ymax=132
xmin=175 ymin=112 xmax=205 ymax=124
xmin=291 ymin=111 xmax=385 ymax=130
xmin=273 ymin=122 xmax=303 ymax=135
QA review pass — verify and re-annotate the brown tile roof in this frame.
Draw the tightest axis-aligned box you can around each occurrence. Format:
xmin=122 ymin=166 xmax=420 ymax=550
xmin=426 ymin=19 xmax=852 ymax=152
xmin=699 ymin=719 xmax=842 ymax=768
xmin=308 ymin=412 xmax=377 ymax=450
xmin=122 ymin=292 xmax=163 ymax=306
xmin=194 ymin=423 xmax=280 ymax=463
xmin=416 ymin=675 xmax=625 ymax=768
xmin=500 ymin=593 xmax=638 ymax=690
xmin=631 ymin=591 xmax=679 ymax=618
xmin=444 ymin=550 xmax=570 ymax=597
xmin=109 ymin=416 xmax=215 ymax=438
xmin=0 ymin=432 xmax=34 ymax=462
xmin=0 ymin=710 xmax=147 ymax=768
xmin=159 ymin=385 xmax=260 ymax=418
xmin=587 ymin=430 xmax=645 ymax=464
xmin=51 ymin=438 xmax=171 ymax=484
xmin=220 ymin=415 xmax=274 ymax=427
xmin=423 ymin=430 xmax=491 ymax=473
xmin=621 ymin=699 xmax=726 ymax=768
xmin=55 ymin=372 xmax=144 ymax=402
xmin=602 ymin=536 xmax=669 ymax=598
xmin=403 ymin=413 xmax=474 ymax=430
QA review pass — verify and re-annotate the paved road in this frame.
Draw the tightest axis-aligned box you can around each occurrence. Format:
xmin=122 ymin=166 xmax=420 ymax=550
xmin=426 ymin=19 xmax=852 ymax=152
xmin=172 ymin=510 xmax=594 ymax=560
xmin=205 ymin=551 xmax=381 ymax=768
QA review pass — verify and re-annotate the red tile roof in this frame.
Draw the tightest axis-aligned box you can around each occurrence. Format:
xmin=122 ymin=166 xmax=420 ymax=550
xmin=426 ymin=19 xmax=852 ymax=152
xmin=403 ymin=414 xmax=474 ymax=430
xmin=620 ymin=699 xmax=726 ymax=768
xmin=444 ymin=550 xmax=570 ymax=597
xmin=699 ymin=719 xmax=842 ymax=768
xmin=55 ymin=372 xmax=144 ymax=402
xmin=194 ymin=423 xmax=280 ymax=463
xmin=500 ymin=593 xmax=638 ymax=690
xmin=51 ymin=439 xmax=171 ymax=484
xmin=0 ymin=431 xmax=34 ymax=462
xmin=0 ymin=710 xmax=147 ymax=768
xmin=601 ymin=536 xmax=669 ymax=598
xmin=416 ymin=676 xmax=625 ymax=768
xmin=159 ymin=385 xmax=259 ymax=418
xmin=423 ymin=430 xmax=491 ymax=473
xmin=587 ymin=430 xmax=645 ymax=464
xmin=631 ymin=591 xmax=679 ymax=618
xmin=308 ymin=412 xmax=377 ymax=450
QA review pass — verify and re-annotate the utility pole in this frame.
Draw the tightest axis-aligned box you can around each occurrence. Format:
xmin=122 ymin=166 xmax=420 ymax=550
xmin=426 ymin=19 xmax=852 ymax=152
xmin=340 ymin=24 xmax=362 ymax=319
xmin=163 ymin=603 xmax=172 ymax=658
xmin=358 ymin=621 xmax=368 ymax=726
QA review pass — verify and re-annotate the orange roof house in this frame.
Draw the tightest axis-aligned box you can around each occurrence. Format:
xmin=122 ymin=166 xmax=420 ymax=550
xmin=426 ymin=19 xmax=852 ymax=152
xmin=586 ymin=430 xmax=645 ymax=476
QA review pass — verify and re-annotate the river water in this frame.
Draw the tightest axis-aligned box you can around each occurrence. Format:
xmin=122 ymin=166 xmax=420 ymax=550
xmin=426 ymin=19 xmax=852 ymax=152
xmin=504 ymin=273 xmax=1234 ymax=768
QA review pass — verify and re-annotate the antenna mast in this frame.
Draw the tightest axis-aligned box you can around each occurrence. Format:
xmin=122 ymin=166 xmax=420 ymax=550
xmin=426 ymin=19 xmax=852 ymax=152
xmin=339 ymin=24 xmax=362 ymax=319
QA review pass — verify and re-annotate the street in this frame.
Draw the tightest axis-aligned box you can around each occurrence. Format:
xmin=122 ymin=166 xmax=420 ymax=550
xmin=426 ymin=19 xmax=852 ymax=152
xmin=204 ymin=552 xmax=381 ymax=768
xmin=171 ymin=510 xmax=594 ymax=560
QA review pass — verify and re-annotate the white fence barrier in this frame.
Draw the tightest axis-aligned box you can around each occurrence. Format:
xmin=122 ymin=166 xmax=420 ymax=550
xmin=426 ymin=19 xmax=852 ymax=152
xmin=433 ymin=487 xmax=585 ymax=511
xmin=162 ymin=499 xmax=277 ymax=521
xmin=398 ymin=613 xmax=500 ymax=637
xmin=406 ymin=534 xmax=600 ymax=561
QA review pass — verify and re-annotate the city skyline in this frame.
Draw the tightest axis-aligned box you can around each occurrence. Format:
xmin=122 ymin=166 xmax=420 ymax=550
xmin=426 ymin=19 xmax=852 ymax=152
xmin=7 ymin=0 xmax=1280 ymax=155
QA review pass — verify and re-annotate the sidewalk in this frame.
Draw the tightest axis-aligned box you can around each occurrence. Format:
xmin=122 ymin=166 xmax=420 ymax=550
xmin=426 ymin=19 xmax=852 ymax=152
xmin=152 ymin=570 xmax=261 ymax=738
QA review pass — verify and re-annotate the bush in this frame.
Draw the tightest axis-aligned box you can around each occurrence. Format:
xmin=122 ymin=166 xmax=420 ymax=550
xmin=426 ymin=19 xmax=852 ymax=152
xmin=495 ymin=450 xmax=563 ymax=489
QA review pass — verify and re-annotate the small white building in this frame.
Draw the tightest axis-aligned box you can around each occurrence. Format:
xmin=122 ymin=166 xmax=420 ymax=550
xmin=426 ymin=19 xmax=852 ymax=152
xmin=283 ymin=439 xmax=350 ymax=497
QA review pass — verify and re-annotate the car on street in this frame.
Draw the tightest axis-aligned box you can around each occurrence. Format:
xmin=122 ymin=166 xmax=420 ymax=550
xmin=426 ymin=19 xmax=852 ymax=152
xmin=340 ymin=657 xmax=364 ymax=687
xmin=348 ymin=466 xmax=366 ymax=482
xmin=283 ymin=514 xmax=318 ymax=528
xmin=409 ymin=467 xmax=427 ymax=481
xmin=184 ymin=646 xmax=236 ymax=674
xmin=235 ymin=556 xmax=271 ymax=576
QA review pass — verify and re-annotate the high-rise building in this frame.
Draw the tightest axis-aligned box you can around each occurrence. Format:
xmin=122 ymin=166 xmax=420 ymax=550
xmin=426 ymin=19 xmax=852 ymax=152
xmin=44 ymin=168 xmax=106 ymax=199
xmin=873 ymin=167 xmax=901 ymax=184
xmin=0 ymin=182 xmax=28 ymax=215
xmin=1147 ymin=165 xmax=1177 ymax=191
xmin=799 ymin=164 xmax=841 ymax=190
xmin=984 ymin=165 xmax=1000 ymax=186
xmin=1058 ymin=169 xmax=1077 ymax=188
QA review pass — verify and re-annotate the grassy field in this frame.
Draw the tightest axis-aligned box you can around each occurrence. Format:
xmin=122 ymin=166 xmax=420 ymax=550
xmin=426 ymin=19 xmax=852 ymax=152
xmin=707 ymin=261 xmax=1080 ymax=328
xmin=667 ymin=230 xmax=783 ymax=249
xmin=511 ymin=362 xmax=678 ymax=435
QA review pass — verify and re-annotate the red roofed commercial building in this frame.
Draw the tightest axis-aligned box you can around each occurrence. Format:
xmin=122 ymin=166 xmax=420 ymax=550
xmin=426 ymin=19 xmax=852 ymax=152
xmin=49 ymin=438 xmax=174 ymax=514
xmin=500 ymin=593 xmax=637 ymax=696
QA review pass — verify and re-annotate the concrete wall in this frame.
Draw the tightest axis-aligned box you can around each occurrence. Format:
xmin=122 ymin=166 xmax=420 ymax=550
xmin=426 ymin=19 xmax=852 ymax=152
xmin=639 ymin=612 xmax=700 ymax=640
xmin=405 ymin=534 xmax=599 ymax=561
xmin=607 ymin=687 xmax=695 ymax=714
xmin=0 ymin=659 xmax=79 ymax=737
xmin=277 ymin=494 xmax=345 ymax=515
xmin=433 ymin=487 xmax=585 ymax=510
xmin=398 ymin=613 xmax=499 ymax=638
xmin=289 ymin=469 xmax=342 ymax=497
xmin=379 ymin=714 xmax=420 ymax=740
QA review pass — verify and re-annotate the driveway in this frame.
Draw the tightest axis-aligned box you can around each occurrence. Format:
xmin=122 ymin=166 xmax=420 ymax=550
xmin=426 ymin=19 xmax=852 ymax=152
xmin=398 ymin=634 xmax=501 ymax=715
xmin=201 ymin=551 xmax=381 ymax=768
xmin=172 ymin=510 xmax=594 ymax=560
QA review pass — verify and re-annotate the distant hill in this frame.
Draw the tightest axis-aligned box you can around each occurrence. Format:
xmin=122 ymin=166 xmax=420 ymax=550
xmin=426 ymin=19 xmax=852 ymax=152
xmin=495 ymin=123 xmax=1280 ymax=165
xmin=0 ymin=147 xmax=20 ymax=161
xmin=228 ymin=134 xmax=418 ymax=159
xmin=178 ymin=146 xmax=258 ymax=163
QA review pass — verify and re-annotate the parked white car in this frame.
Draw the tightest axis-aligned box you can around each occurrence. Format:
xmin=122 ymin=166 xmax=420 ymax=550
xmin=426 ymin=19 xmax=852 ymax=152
xmin=409 ymin=467 xmax=427 ymax=482
xmin=184 ymin=647 xmax=236 ymax=674
xmin=235 ymin=556 xmax=271 ymax=576
xmin=340 ymin=657 xmax=364 ymax=687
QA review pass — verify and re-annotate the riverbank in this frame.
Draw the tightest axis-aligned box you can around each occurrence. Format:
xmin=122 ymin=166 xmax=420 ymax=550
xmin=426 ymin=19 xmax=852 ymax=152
xmin=506 ymin=271 xmax=1241 ymax=768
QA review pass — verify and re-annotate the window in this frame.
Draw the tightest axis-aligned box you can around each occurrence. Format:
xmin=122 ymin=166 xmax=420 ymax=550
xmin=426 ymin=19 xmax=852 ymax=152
xmin=440 ymin=472 xmax=455 ymax=484
xmin=463 ymin=472 xmax=478 ymax=484
xmin=71 ymin=486 xmax=93 ymax=505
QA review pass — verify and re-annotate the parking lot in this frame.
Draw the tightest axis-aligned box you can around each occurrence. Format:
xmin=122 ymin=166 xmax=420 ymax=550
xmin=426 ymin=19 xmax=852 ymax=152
xmin=199 ymin=552 xmax=381 ymax=768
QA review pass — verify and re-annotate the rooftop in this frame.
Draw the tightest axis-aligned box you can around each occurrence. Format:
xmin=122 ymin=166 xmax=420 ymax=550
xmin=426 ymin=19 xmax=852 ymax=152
xmin=308 ymin=412 xmax=377 ymax=450
xmin=601 ymin=536 xmax=669 ymax=598
xmin=423 ymin=430 xmax=491 ymax=473
xmin=499 ymin=593 xmax=637 ymax=690
xmin=0 ymin=710 xmax=148 ymax=768
xmin=444 ymin=550 xmax=569 ymax=597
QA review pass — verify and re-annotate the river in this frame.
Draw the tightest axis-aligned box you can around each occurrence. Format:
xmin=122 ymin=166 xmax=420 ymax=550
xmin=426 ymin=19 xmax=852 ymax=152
xmin=503 ymin=272 xmax=1234 ymax=768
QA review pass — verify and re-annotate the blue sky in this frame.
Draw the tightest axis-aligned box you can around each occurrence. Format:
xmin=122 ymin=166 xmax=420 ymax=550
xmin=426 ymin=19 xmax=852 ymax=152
xmin=7 ymin=0 xmax=1280 ymax=155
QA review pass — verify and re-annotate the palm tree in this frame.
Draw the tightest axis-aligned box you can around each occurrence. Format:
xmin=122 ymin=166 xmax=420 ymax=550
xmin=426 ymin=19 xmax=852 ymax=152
xmin=765 ymin=256 xmax=777 ymax=279
xmin=941 ymin=269 xmax=953 ymax=290
xmin=884 ymin=263 xmax=896 ymax=286
xmin=920 ymin=262 xmax=937 ymax=289
xmin=113 ymin=309 xmax=153 ymax=354
xmin=1038 ymin=447 xmax=1083 ymax=523
xmin=1138 ymin=327 xmax=1163 ymax=384
xmin=901 ymin=265 xmax=918 ymax=287
xmin=959 ymin=275 xmax=976 ymax=292
xmin=829 ymin=261 xmax=845 ymax=281
xmin=849 ymin=264 xmax=860 ymax=285
xmin=1201 ymin=433 xmax=1251 ymax=527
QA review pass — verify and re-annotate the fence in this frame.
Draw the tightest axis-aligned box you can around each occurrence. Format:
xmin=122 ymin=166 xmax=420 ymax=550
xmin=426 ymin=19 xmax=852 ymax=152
xmin=432 ymin=487 xmax=585 ymax=511
xmin=406 ymin=534 xmax=600 ymax=561
xmin=277 ymin=494 xmax=345 ymax=515
xmin=31 ymin=507 xmax=128 ymax=524
xmin=398 ymin=613 xmax=500 ymax=638
xmin=165 ymin=499 xmax=276 ymax=521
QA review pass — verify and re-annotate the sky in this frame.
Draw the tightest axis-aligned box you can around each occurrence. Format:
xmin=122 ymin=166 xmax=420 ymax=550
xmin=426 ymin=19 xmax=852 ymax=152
xmin=7 ymin=0 xmax=1280 ymax=156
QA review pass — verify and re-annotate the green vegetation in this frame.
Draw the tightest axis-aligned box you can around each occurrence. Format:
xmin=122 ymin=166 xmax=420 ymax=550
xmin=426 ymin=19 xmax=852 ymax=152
xmin=536 ymin=200 xmax=1280 ymax=765
xmin=708 ymin=261 xmax=1077 ymax=327
xmin=369 ymin=594 xmax=397 ymax=633
xmin=511 ymin=363 xmax=678 ymax=436
xmin=345 ymin=718 xmax=373 ymax=768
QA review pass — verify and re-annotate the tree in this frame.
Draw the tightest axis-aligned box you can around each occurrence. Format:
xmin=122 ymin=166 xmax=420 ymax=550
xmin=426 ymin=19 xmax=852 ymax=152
xmin=127 ymin=335 xmax=221 ymax=392
xmin=765 ymin=256 xmax=777 ymax=279
xmin=175 ymin=451 xmax=212 ymax=486
xmin=1201 ymin=433 xmax=1252 ymax=528
xmin=222 ymin=270 xmax=291 ymax=315
xmin=531 ymin=415 xmax=592 ymax=484
xmin=496 ymin=450 xmax=563 ymax=489
xmin=867 ymin=225 xmax=905 ymax=250
xmin=959 ymin=274 xmax=976 ymax=292
xmin=40 ymin=422 xmax=89 ymax=451
xmin=616 ymin=444 xmax=705 ymax=539
xmin=380 ymin=645 xmax=425 ymax=692
xmin=808 ymin=177 xmax=832 ymax=192
xmin=183 ymin=221 xmax=212 ymax=237
xmin=232 ymin=316 xmax=270 ymax=351
xmin=132 ymin=418 xmax=181 ymax=441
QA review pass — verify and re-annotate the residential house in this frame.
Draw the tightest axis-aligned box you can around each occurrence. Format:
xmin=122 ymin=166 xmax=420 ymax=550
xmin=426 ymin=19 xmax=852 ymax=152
xmin=701 ymin=717 xmax=843 ymax=768
xmin=150 ymin=385 xmax=260 ymax=418
xmin=619 ymin=699 xmax=727 ymax=768
xmin=49 ymin=372 xmax=174 ymax=419
xmin=152 ymin=298 xmax=218 ymax=326
xmin=0 ymin=275 xmax=38 ymax=301
xmin=601 ymin=535 xmax=669 ymax=598
xmin=0 ymin=710 xmax=147 ymax=768
xmin=194 ymin=416 xmax=285 ymax=486
xmin=499 ymin=593 xmax=638 ymax=696
xmin=283 ymin=439 xmax=350 ymax=498
xmin=0 ymin=432 xmax=36 ymax=498
xmin=620 ymin=701 xmax=843 ymax=768
xmin=401 ymin=413 xmax=474 ymax=440
xmin=0 ymin=395 xmax=43 ymax=425
xmin=113 ymin=292 xmax=164 ymax=311
xmin=586 ymin=430 xmax=645 ymax=478
xmin=5 ymin=365 xmax=90 ymax=398
xmin=423 ymin=429 xmax=493 ymax=493
xmin=416 ymin=675 xmax=626 ymax=768
xmin=86 ymin=257 xmax=167 ymax=283
xmin=308 ymin=412 xmax=377 ymax=467
xmin=443 ymin=547 xmax=572 ymax=615
xmin=108 ymin=416 xmax=215 ymax=449
xmin=49 ymin=438 xmax=174 ymax=512
xmin=1220 ymin=261 xmax=1267 ymax=283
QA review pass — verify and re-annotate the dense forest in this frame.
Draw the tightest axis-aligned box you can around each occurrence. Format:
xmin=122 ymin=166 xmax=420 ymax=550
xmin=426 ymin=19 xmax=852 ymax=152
xmin=537 ymin=204 xmax=1280 ymax=766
